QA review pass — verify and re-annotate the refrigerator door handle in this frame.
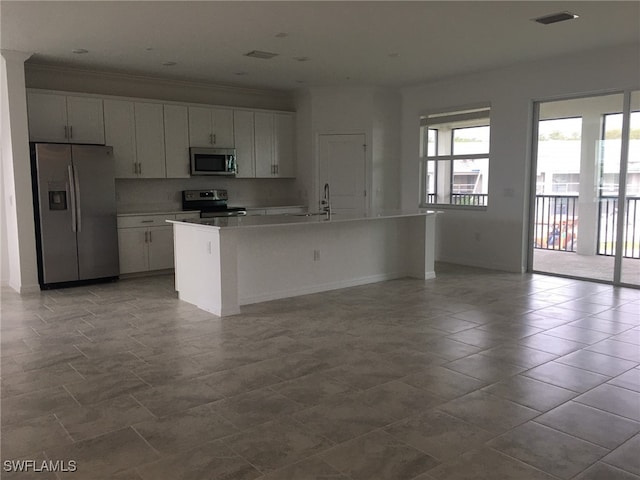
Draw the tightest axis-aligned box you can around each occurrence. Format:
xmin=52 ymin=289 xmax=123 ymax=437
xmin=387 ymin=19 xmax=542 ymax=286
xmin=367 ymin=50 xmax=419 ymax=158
xmin=68 ymin=165 xmax=77 ymax=233
xmin=73 ymin=163 xmax=82 ymax=232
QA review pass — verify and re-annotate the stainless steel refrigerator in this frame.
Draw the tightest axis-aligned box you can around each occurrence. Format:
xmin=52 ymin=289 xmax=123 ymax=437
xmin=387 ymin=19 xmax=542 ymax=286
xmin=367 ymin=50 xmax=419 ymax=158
xmin=31 ymin=143 xmax=119 ymax=288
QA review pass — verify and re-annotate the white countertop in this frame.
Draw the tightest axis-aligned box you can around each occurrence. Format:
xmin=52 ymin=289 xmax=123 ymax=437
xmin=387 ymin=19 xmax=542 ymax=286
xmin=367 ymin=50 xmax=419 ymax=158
xmin=117 ymin=210 xmax=199 ymax=217
xmin=167 ymin=209 xmax=438 ymax=230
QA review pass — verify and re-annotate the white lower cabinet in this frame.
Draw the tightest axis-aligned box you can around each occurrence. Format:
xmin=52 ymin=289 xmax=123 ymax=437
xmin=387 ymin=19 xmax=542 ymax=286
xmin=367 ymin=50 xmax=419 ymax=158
xmin=117 ymin=228 xmax=148 ymax=274
xmin=117 ymin=213 xmax=198 ymax=274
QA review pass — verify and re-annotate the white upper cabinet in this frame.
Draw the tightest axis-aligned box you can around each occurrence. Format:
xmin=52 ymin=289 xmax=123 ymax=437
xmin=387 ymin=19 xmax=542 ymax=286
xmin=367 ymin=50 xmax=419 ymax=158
xmin=188 ymin=106 xmax=234 ymax=147
xmin=274 ymin=113 xmax=295 ymax=178
xmin=253 ymin=112 xmax=295 ymax=178
xmin=27 ymin=89 xmax=295 ymax=180
xmin=104 ymin=99 xmax=137 ymax=178
xmin=164 ymin=104 xmax=190 ymax=178
xmin=134 ymin=102 xmax=166 ymax=178
xmin=233 ymin=110 xmax=255 ymax=178
xmin=66 ymin=96 xmax=105 ymax=145
xmin=254 ymin=112 xmax=275 ymax=178
xmin=27 ymin=92 xmax=105 ymax=144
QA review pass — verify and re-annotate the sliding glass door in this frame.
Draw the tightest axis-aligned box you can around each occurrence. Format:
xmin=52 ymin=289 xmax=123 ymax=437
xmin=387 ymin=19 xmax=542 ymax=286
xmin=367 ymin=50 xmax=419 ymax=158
xmin=620 ymin=91 xmax=640 ymax=286
xmin=531 ymin=90 xmax=639 ymax=287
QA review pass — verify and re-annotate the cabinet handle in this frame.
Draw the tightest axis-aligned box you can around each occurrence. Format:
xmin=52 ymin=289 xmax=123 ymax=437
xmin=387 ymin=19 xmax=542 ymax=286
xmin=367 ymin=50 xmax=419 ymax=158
xmin=275 ymin=165 xmax=279 ymax=175
xmin=138 ymin=163 xmax=142 ymax=175
xmin=69 ymin=125 xmax=73 ymax=139
xmin=213 ymin=134 xmax=216 ymax=145
xmin=144 ymin=231 xmax=149 ymax=243
xmin=209 ymin=133 xmax=213 ymax=144
xmin=140 ymin=220 xmax=154 ymax=223
xmin=64 ymin=125 xmax=68 ymax=139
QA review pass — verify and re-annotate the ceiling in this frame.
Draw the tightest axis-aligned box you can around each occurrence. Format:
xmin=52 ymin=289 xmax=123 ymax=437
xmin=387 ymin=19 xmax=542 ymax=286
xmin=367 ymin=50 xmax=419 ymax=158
xmin=1 ymin=1 xmax=638 ymax=92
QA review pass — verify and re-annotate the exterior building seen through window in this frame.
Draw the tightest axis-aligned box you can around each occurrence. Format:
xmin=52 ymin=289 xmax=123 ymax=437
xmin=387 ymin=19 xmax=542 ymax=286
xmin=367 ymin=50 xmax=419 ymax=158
xmin=419 ymin=106 xmax=490 ymax=207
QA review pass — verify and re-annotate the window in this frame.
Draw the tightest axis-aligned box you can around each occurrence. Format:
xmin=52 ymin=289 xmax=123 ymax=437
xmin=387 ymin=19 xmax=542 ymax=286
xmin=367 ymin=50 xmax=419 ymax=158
xmin=420 ymin=107 xmax=490 ymax=207
xmin=552 ymin=173 xmax=580 ymax=194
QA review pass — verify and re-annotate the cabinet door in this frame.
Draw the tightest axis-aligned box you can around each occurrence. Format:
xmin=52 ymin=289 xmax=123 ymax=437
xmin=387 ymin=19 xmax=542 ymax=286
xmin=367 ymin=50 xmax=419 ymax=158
xmin=254 ymin=112 xmax=274 ymax=178
xmin=188 ymin=107 xmax=213 ymax=147
xmin=27 ymin=92 xmax=68 ymax=142
xmin=135 ymin=102 xmax=166 ymax=178
xmin=274 ymin=113 xmax=295 ymax=177
xmin=66 ymin=96 xmax=105 ymax=144
xmin=104 ymin=99 xmax=137 ymax=178
xmin=148 ymin=226 xmax=175 ymax=270
xmin=117 ymin=228 xmax=148 ymax=274
xmin=212 ymin=108 xmax=234 ymax=147
xmin=164 ymin=104 xmax=190 ymax=178
xmin=233 ymin=110 xmax=255 ymax=178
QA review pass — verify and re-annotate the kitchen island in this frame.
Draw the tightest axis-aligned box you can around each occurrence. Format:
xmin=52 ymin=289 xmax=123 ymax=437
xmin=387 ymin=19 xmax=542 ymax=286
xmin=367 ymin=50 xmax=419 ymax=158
xmin=168 ymin=210 xmax=438 ymax=316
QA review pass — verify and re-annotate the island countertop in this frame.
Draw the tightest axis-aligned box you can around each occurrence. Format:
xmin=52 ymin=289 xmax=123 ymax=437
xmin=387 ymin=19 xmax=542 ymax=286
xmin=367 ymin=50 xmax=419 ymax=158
xmin=170 ymin=208 xmax=438 ymax=316
xmin=167 ymin=209 xmax=439 ymax=230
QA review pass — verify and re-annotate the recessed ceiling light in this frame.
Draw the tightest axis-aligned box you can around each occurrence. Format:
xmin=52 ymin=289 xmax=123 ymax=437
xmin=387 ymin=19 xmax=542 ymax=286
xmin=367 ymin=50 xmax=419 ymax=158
xmin=275 ymin=32 xmax=288 ymax=38
xmin=145 ymin=47 xmax=154 ymax=52
xmin=293 ymin=56 xmax=310 ymax=62
xmin=161 ymin=61 xmax=177 ymax=66
xmin=244 ymin=50 xmax=279 ymax=60
xmin=72 ymin=48 xmax=88 ymax=54
xmin=533 ymin=11 xmax=579 ymax=25
xmin=234 ymin=71 xmax=248 ymax=76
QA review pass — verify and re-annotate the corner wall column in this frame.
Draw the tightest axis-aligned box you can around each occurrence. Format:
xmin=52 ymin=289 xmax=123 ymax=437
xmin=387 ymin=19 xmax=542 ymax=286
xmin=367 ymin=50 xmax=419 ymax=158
xmin=1 ymin=50 xmax=38 ymax=292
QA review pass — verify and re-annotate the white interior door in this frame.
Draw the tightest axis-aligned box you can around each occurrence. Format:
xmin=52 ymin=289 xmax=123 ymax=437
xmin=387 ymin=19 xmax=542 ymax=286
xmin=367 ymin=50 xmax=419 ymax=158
xmin=318 ymin=134 xmax=366 ymax=215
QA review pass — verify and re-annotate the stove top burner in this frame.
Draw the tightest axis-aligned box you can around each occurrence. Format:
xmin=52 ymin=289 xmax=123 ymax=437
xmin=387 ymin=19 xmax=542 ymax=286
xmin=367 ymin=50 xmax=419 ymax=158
xmin=182 ymin=189 xmax=246 ymax=218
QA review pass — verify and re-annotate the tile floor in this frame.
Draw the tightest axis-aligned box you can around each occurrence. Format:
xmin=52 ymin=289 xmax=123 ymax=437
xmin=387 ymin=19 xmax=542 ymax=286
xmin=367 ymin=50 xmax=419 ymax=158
xmin=1 ymin=264 xmax=639 ymax=480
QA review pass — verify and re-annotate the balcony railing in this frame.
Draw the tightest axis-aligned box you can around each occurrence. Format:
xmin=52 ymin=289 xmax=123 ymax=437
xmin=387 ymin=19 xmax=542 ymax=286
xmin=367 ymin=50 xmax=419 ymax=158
xmin=451 ymin=193 xmax=488 ymax=206
xmin=598 ymin=196 xmax=640 ymax=259
xmin=533 ymin=194 xmax=640 ymax=259
xmin=534 ymin=195 xmax=578 ymax=252
xmin=425 ymin=193 xmax=488 ymax=206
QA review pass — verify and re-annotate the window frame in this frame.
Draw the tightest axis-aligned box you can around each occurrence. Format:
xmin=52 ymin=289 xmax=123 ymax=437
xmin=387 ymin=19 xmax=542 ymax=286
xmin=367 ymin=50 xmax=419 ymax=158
xmin=419 ymin=106 xmax=491 ymax=209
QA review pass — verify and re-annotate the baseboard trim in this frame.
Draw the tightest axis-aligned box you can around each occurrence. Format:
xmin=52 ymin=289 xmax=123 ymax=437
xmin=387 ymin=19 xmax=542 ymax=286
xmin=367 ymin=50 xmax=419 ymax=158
xmin=239 ymin=272 xmax=406 ymax=306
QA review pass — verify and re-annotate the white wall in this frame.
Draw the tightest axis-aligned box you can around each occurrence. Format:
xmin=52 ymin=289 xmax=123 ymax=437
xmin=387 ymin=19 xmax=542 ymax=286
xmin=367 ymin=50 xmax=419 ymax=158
xmin=1 ymin=51 xmax=39 ymax=292
xmin=294 ymin=86 xmax=401 ymax=212
xmin=401 ymin=43 xmax=640 ymax=273
xmin=116 ymin=177 xmax=300 ymax=213
xmin=372 ymin=89 xmax=401 ymax=210
xmin=0 ymin=143 xmax=8 ymax=286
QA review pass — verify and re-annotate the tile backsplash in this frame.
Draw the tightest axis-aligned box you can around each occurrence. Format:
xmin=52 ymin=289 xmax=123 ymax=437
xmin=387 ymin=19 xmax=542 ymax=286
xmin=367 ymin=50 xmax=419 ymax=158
xmin=116 ymin=177 xmax=304 ymax=213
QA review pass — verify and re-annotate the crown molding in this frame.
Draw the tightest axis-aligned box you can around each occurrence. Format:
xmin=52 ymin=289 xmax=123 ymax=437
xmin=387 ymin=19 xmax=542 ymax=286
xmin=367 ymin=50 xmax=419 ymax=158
xmin=24 ymin=62 xmax=292 ymax=98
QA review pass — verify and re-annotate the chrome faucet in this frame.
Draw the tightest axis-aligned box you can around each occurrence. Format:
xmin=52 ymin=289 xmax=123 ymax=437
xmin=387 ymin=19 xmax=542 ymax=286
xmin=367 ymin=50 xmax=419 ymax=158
xmin=321 ymin=183 xmax=332 ymax=218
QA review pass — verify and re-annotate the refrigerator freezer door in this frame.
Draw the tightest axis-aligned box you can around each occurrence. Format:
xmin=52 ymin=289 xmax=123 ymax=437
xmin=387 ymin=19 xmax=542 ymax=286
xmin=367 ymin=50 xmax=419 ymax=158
xmin=34 ymin=143 xmax=80 ymax=284
xmin=71 ymin=145 xmax=119 ymax=280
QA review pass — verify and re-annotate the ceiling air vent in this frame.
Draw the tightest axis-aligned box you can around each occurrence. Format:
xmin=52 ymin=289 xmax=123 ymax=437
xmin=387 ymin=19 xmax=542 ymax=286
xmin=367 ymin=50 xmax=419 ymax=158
xmin=244 ymin=50 xmax=279 ymax=59
xmin=533 ymin=11 xmax=579 ymax=25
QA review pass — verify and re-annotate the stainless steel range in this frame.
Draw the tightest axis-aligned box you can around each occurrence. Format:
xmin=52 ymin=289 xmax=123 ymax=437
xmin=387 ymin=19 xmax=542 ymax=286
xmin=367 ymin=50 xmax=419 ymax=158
xmin=182 ymin=189 xmax=246 ymax=218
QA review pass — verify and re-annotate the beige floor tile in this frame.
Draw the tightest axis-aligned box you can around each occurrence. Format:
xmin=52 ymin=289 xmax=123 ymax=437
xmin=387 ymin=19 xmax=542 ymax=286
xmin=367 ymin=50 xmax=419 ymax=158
xmin=488 ymin=421 xmax=608 ymax=479
xmin=320 ymin=430 xmax=440 ymax=480
xmin=3 ymin=266 xmax=639 ymax=479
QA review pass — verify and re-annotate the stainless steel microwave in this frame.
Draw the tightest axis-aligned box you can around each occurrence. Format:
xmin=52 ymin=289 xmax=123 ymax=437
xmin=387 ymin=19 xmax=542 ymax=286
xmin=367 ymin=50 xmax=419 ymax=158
xmin=190 ymin=147 xmax=237 ymax=176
